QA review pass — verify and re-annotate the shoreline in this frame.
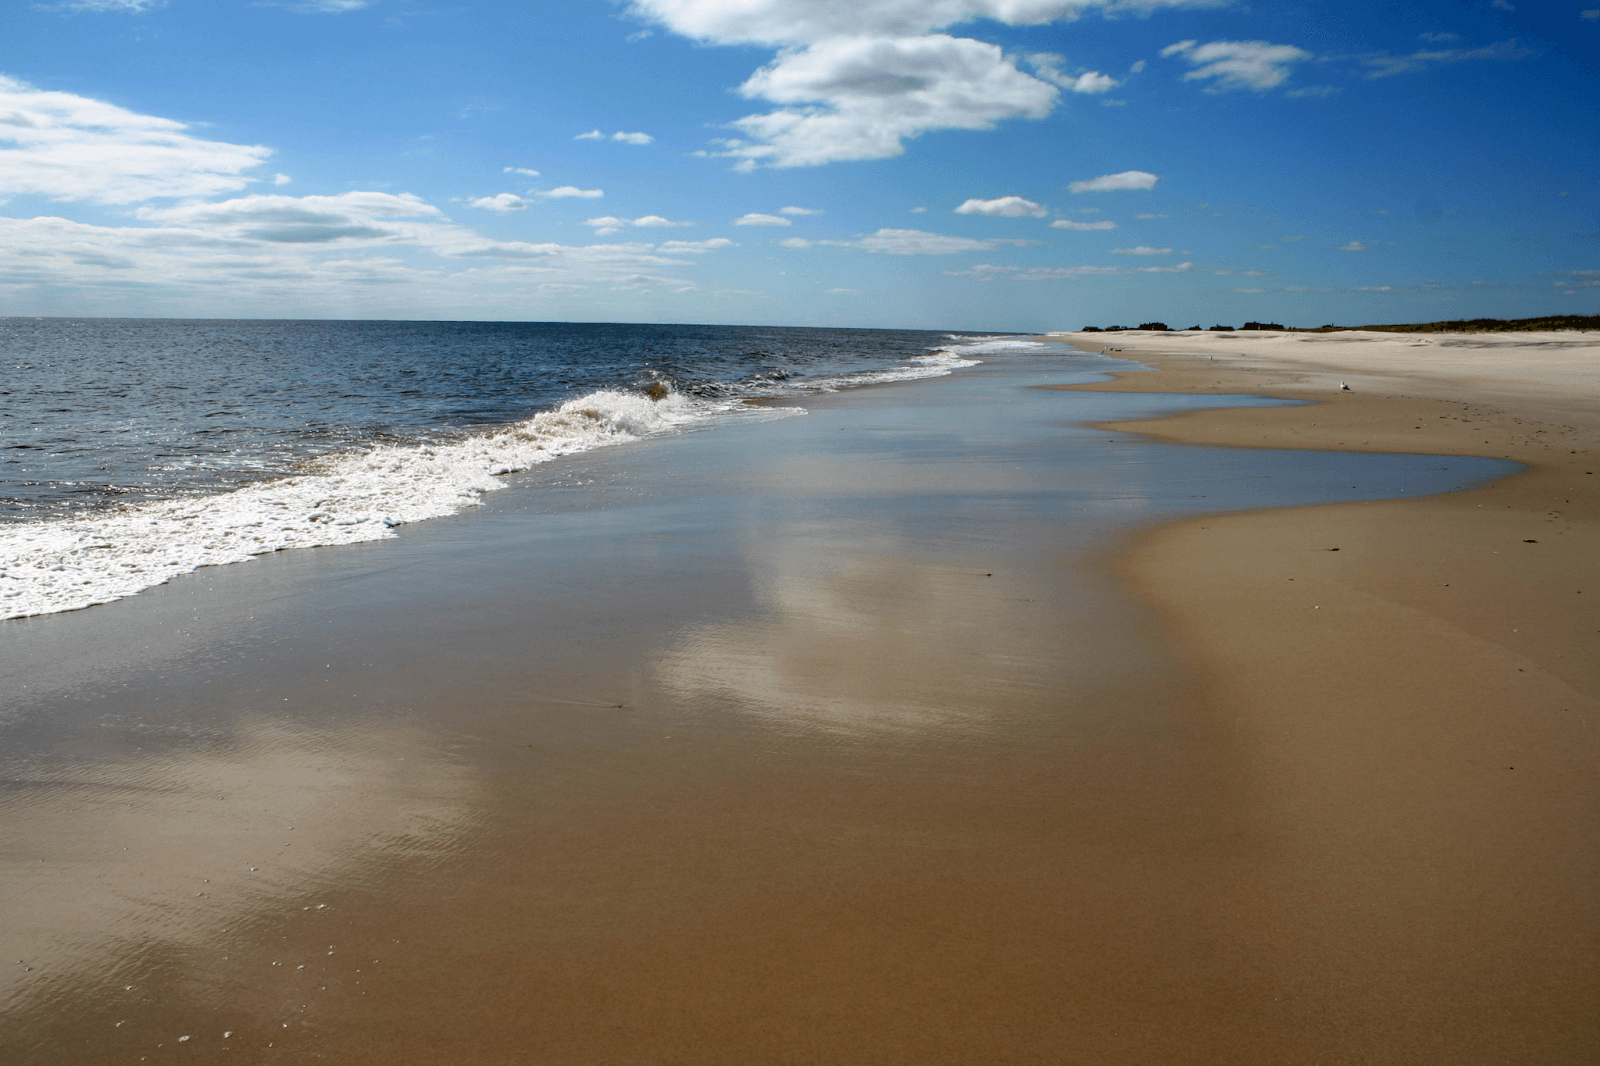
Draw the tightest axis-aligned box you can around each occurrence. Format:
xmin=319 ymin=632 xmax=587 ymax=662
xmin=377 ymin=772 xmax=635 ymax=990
xmin=3 ymin=338 xmax=1593 ymax=1063
xmin=1056 ymin=330 xmax=1598 ymax=1056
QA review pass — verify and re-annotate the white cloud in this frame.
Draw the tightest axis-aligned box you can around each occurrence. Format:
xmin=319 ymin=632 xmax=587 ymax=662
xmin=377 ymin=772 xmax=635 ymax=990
xmin=1285 ymin=85 xmax=1341 ymax=98
xmin=954 ymin=195 xmax=1047 ymax=217
xmin=722 ymin=35 xmax=1058 ymax=167
xmin=1356 ymin=39 xmax=1532 ymax=79
xmin=633 ymin=2 xmax=1224 ymax=167
xmin=0 ymin=74 xmax=272 ymax=204
xmin=1027 ymin=53 xmax=1119 ymax=93
xmin=577 ymin=129 xmax=655 ymax=144
xmin=1419 ymin=32 xmax=1461 ymax=42
xmin=1232 ymin=287 xmax=1265 ymax=292
xmin=1068 ymin=170 xmax=1158 ymax=192
xmin=909 ymin=206 xmax=928 ymax=213
xmin=779 ymin=237 xmax=813 ymax=248
xmin=1353 ymin=285 xmax=1393 ymax=291
xmin=1050 ymin=218 xmax=1116 ymax=230
xmin=273 ymin=173 xmax=292 ymax=185
xmin=538 ymin=186 xmax=604 ymax=199
xmin=734 ymin=212 xmax=792 ymax=225
xmin=0 ymin=189 xmax=734 ymax=316
xmin=626 ymin=1 xmax=1221 ymax=45
xmin=583 ymin=214 xmax=691 ymax=235
xmin=468 ymin=193 xmax=529 ymax=213
xmin=779 ymin=205 xmax=822 ymax=215
xmin=1134 ymin=213 xmax=1166 ymax=218
xmin=1111 ymin=245 xmax=1171 ymax=254
xmin=135 ymin=191 xmax=444 ymax=243
xmin=1134 ymin=260 xmax=1191 ymax=271
xmin=830 ymin=227 xmax=1035 ymax=254
xmin=1161 ymin=39 xmax=1312 ymax=92
xmin=826 ymin=287 xmax=860 ymax=294
xmin=1340 ymin=240 xmax=1370 ymax=251
xmin=503 ymin=166 xmax=541 ymax=176
xmin=657 ymin=238 xmax=736 ymax=252
xmin=1281 ymin=234 xmax=1304 ymax=242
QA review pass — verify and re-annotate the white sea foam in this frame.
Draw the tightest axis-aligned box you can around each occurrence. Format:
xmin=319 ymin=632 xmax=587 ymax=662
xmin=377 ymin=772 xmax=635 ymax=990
xmin=0 ymin=338 xmax=999 ymax=620
xmin=0 ymin=390 xmax=711 ymax=620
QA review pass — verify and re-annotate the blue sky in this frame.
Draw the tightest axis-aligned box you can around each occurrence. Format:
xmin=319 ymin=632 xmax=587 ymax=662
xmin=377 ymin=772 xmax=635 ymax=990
xmin=2 ymin=0 xmax=1596 ymax=331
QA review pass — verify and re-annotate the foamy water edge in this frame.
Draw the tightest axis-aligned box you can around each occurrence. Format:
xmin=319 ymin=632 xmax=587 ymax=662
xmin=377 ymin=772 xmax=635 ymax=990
xmin=1 ymin=340 xmax=1036 ymax=619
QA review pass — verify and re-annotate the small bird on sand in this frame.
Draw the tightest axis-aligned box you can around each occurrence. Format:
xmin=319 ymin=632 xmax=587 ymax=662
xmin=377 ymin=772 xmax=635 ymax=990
xmin=1339 ymin=380 xmax=1351 ymax=391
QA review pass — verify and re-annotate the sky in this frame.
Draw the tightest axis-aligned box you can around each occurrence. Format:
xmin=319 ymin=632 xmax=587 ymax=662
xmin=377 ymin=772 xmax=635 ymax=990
xmin=2 ymin=0 xmax=1597 ymax=331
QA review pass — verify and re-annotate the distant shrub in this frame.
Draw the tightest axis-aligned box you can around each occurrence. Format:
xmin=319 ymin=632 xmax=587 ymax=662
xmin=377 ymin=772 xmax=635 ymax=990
xmin=1185 ymin=325 xmax=1202 ymax=331
xmin=1080 ymin=326 xmax=1103 ymax=332
xmin=1358 ymin=314 xmax=1600 ymax=334
xmin=1241 ymin=321 xmax=1284 ymax=331
xmin=1104 ymin=325 xmax=1128 ymax=332
xmin=1207 ymin=324 xmax=1234 ymax=331
xmin=1137 ymin=322 xmax=1170 ymax=331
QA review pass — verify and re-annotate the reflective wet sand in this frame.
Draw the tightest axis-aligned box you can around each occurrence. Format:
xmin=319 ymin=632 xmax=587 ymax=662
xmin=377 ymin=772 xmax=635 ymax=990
xmin=2 ymin=348 xmax=1537 ymax=1063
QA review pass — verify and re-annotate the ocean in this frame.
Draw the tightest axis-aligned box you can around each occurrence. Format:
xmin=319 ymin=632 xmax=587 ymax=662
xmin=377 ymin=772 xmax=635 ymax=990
xmin=0 ymin=319 xmax=1018 ymax=620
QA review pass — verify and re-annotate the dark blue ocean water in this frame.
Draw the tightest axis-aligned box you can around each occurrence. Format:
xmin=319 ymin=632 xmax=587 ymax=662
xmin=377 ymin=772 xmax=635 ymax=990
xmin=0 ymin=318 xmax=1003 ymax=521
xmin=0 ymin=319 xmax=1019 ymax=619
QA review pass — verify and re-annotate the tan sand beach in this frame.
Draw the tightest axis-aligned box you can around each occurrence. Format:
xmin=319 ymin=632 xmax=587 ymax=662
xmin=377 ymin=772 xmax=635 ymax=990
xmin=1056 ymin=327 xmax=1600 ymax=1060
xmin=2 ymin=335 xmax=1594 ymax=1064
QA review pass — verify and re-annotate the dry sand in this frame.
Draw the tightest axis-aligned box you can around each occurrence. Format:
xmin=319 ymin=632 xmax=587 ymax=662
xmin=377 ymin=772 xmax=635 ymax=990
xmin=1052 ymin=328 xmax=1599 ymax=1059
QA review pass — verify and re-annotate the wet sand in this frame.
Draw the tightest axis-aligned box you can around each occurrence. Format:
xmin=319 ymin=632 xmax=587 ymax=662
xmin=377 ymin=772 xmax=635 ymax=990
xmin=2 ymin=343 xmax=1592 ymax=1064
xmin=1060 ymin=329 xmax=1599 ymax=1063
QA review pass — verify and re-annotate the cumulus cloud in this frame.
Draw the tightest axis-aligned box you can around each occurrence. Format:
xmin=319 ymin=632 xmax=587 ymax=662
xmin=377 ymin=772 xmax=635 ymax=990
xmin=1340 ymin=240 xmax=1370 ymax=251
xmin=503 ymin=166 xmax=540 ymax=176
xmin=1050 ymin=218 xmax=1116 ymax=230
xmin=734 ymin=212 xmax=792 ymax=225
xmin=1068 ymin=170 xmax=1158 ymax=192
xmin=954 ymin=196 xmax=1046 ymax=217
xmin=468 ymin=193 xmax=529 ymax=213
xmin=658 ymin=238 xmax=737 ymax=252
xmin=829 ymin=227 xmax=1036 ymax=254
xmin=273 ymin=173 xmax=293 ymax=185
xmin=625 ymin=1 xmax=1220 ymax=46
xmin=0 ymin=74 xmax=272 ymax=204
xmin=0 ymin=188 xmax=735 ymax=316
xmin=623 ymin=1 xmax=1227 ymax=168
xmin=583 ymin=214 xmax=692 ymax=235
xmin=779 ymin=237 xmax=813 ymax=248
xmin=1134 ymin=212 xmax=1166 ymax=218
xmin=538 ymin=186 xmax=604 ymax=198
xmin=134 ymin=191 xmax=444 ymax=244
xmin=779 ymin=205 xmax=822 ymax=214
xmin=722 ymin=35 xmax=1058 ymax=167
xmin=577 ymin=129 xmax=655 ymax=143
xmin=1161 ymin=39 xmax=1312 ymax=92
xmin=1111 ymin=245 xmax=1171 ymax=254
xmin=1027 ymin=53 xmax=1119 ymax=93
xmin=1355 ymin=39 xmax=1532 ymax=79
